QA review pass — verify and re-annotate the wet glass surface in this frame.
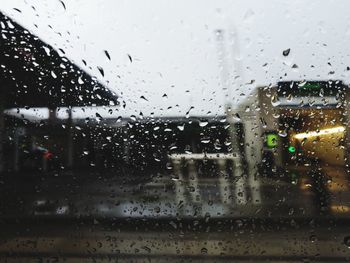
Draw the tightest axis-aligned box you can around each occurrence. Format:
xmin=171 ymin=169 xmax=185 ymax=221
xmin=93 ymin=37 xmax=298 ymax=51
xmin=1 ymin=1 xmax=350 ymax=262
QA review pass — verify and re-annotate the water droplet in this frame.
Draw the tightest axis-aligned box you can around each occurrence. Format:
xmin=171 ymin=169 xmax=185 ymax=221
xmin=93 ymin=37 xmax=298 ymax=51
xmin=219 ymin=116 xmax=227 ymax=122
xmin=140 ymin=96 xmax=148 ymax=101
xmin=278 ymin=129 xmax=288 ymax=137
xmin=271 ymin=95 xmax=280 ymax=107
xmin=78 ymin=76 xmax=84 ymax=84
xmin=214 ymin=140 xmax=222 ymax=150
xmin=59 ymin=0 xmax=66 ymax=10
xmin=127 ymin=54 xmax=132 ymax=63
xmin=199 ymin=121 xmax=208 ymax=127
xmin=224 ymin=140 xmax=232 ymax=146
xmin=104 ymin=50 xmax=111 ymax=60
xmin=177 ymin=124 xmax=184 ymax=131
xmin=169 ymin=145 xmax=177 ymax=151
xmin=97 ymin=66 xmax=104 ymax=77
xmin=283 ymin=48 xmax=291 ymax=56
xmin=309 ymin=235 xmax=317 ymax=243
xmin=51 ymin=71 xmax=57 ymax=78
xmin=200 ymin=138 xmax=210 ymax=144
xmin=288 ymin=208 xmax=294 ymax=215
xmin=43 ymin=46 xmax=50 ymax=56
xmin=201 ymin=247 xmax=208 ymax=254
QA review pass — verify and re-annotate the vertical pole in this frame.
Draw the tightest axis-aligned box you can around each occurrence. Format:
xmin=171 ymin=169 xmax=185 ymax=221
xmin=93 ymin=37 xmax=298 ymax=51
xmin=123 ymin=127 xmax=130 ymax=165
xmin=47 ymin=107 xmax=56 ymax=172
xmin=188 ymin=159 xmax=201 ymax=203
xmin=215 ymin=29 xmax=231 ymax=105
xmin=232 ymin=157 xmax=248 ymax=205
xmin=243 ymin=116 xmax=262 ymax=204
xmin=0 ymin=95 xmax=4 ymax=174
xmin=343 ymin=89 xmax=350 ymax=175
xmin=87 ymin=129 xmax=96 ymax=167
xmin=173 ymin=160 xmax=184 ymax=199
xmin=48 ymin=108 xmax=56 ymax=123
xmin=67 ymin=107 xmax=74 ymax=169
xmin=258 ymin=87 xmax=282 ymax=167
xmin=13 ymin=128 xmax=20 ymax=172
xmin=218 ymin=159 xmax=233 ymax=205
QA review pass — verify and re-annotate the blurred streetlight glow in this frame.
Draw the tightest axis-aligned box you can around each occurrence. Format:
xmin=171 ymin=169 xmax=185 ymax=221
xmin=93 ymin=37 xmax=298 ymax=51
xmin=294 ymin=126 xmax=345 ymax=139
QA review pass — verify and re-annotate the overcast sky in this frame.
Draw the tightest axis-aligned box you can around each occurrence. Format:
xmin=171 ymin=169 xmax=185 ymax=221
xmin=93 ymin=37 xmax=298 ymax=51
xmin=2 ymin=0 xmax=350 ymax=119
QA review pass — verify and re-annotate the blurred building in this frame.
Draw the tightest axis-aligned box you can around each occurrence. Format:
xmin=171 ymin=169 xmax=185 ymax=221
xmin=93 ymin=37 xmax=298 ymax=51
xmin=235 ymin=80 xmax=349 ymax=173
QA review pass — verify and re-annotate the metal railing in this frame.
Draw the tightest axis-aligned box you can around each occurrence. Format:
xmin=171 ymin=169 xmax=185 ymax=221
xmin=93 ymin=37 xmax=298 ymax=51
xmin=168 ymin=153 xmax=250 ymax=208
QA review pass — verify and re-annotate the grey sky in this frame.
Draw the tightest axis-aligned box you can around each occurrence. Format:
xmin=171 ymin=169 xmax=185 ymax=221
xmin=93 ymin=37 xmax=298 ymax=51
xmin=2 ymin=0 xmax=350 ymax=119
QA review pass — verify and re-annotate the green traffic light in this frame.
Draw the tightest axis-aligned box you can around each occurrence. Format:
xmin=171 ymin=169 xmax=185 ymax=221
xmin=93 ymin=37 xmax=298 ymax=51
xmin=288 ymin=146 xmax=296 ymax=153
xmin=266 ymin=133 xmax=278 ymax=148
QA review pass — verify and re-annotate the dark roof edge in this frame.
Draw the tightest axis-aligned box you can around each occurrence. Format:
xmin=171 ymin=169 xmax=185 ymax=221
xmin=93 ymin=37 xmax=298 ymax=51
xmin=0 ymin=10 xmax=119 ymax=104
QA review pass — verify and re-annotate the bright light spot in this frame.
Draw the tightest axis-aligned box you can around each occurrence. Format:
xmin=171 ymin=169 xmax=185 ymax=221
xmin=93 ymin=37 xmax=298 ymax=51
xmin=288 ymin=146 xmax=296 ymax=153
xmin=330 ymin=205 xmax=350 ymax=214
xmin=294 ymin=126 xmax=345 ymax=139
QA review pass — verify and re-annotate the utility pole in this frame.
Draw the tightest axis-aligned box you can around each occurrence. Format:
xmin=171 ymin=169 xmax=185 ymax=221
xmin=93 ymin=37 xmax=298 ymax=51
xmin=67 ymin=107 xmax=74 ymax=169
xmin=215 ymin=29 xmax=231 ymax=110
xmin=215 ymin=28 xmax=238 ymax=150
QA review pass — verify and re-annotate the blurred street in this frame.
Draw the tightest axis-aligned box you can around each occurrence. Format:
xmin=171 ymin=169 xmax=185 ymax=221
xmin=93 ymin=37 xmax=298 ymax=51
xmin=0 ymin=161 xmax=349 ymax=221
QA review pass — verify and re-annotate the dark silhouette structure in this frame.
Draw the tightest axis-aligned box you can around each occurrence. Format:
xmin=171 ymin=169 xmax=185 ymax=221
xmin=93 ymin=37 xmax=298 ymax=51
xmin=0 ymin=11 xmax=118 ymax=173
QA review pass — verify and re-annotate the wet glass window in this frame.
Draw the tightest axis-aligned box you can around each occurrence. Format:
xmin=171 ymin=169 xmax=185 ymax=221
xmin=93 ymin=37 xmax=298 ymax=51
xmin=1 ymin=1 xmax=350 ymax=262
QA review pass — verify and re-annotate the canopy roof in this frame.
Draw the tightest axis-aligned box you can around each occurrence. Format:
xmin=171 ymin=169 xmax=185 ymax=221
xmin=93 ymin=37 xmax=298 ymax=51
xmin=0 ymin=12 xmax=118 ymax=108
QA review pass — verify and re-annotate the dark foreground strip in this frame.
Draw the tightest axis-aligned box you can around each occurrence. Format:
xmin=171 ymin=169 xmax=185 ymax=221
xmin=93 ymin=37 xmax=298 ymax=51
xmin=0 ymin=216 xmax=349 ymax=236
xmin=0 ymin=252 xmax=349 ymax=262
